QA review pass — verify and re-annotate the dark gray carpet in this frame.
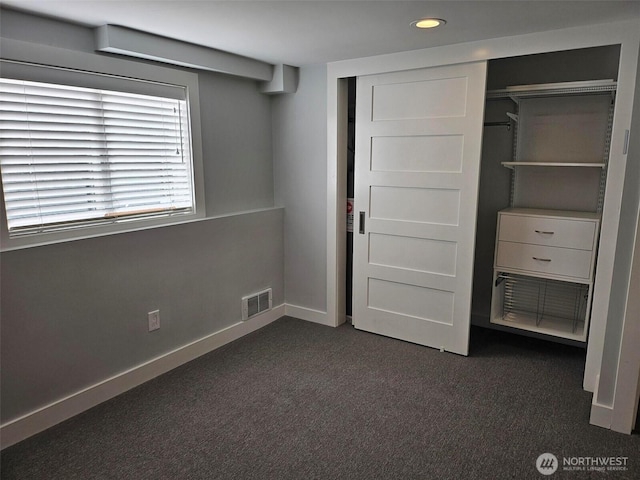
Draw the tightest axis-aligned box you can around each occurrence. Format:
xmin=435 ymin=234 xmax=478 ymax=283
xmin=2 ymin=317 xmax=639 ymax=479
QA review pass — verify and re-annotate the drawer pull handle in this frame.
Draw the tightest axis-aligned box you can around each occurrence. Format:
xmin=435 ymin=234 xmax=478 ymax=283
xmin=532 ymin=257 xmax=552 ymax=262
xmin=535 ymin=230 xmax=555 ymax=235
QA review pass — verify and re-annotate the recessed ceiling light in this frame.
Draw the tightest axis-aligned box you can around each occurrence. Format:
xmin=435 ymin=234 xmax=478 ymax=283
xmin=412 ymin=18 xmax=446 ymax=29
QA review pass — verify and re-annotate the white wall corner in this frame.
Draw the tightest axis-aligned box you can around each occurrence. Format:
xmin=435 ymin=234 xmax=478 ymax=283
xmin=590 ymin=374 xmax=613 ymax=429
xmin=260 ymin=64 xmax=299 ymax=95
xmin=590 ymin=402 xmax=614 ymax=430
xmin=0 ymin=305 xmax=285 ymax=450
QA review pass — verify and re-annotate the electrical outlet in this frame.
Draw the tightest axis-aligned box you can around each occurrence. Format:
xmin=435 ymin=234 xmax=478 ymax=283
xmin=148 ymin=310 xmax=160 ymax=331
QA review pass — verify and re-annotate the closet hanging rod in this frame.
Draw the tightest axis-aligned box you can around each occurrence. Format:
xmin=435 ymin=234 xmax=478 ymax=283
xmin=484 ymin=121 xmax=511 ymax=128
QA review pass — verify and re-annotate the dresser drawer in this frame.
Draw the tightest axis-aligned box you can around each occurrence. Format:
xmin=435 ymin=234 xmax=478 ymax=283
xmin=496 ymin=241 xmax=593 ymax=279
xmin=498 ymin=213 xmax=597 ymax=250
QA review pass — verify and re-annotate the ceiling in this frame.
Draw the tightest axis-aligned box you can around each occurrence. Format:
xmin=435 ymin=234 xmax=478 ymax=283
xmin=2 ymin=1 xmax=640 ymax=66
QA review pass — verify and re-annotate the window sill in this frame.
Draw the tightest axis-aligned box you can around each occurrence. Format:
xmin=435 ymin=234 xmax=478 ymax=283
xmin=0 ymin=207 xmax=282 ymax=252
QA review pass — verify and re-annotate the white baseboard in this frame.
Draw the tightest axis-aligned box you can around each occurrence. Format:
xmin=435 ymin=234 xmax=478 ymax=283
xmin=0 ymin=305 xmax=285 ymax=450
xmin=284 ymin=304 xmax=332 ymax=326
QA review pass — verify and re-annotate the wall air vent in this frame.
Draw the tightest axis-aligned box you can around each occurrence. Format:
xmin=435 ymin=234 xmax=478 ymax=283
xmin=241 ymin=288 xmax=272 ymax=320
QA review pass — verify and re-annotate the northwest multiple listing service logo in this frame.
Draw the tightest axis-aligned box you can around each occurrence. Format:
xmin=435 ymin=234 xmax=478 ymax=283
xmin=536 ymin=452 xmax=629 ymax=475
xmin=537 ymin=453 xmax=559 ymax=475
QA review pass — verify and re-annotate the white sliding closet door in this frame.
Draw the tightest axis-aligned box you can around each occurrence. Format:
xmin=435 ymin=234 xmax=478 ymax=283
xmin=352 ymin=62 xmax=487 ymax=355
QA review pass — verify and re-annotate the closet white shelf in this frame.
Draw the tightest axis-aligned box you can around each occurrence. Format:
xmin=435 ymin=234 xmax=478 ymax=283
xmin=501 ymin=162 xmax=606 ymax=169
xmin=492 ymin=311 xmax=586 ymax=342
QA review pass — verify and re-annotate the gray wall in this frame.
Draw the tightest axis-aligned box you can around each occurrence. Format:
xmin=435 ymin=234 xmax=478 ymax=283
xmin=1 ymin=210 xmax=284 ymax=422
xmin=486 ymin=45 xmax=620 ymax=88
xmin=471 ymin=98 xmax=513 ymax=320
xmin=0 ymin=9 xmax=283 ymax=423
xmin=272 ymin=64 xmax=328 ymax=311
xmin=200 ymin=72 xmax=274 ymax=216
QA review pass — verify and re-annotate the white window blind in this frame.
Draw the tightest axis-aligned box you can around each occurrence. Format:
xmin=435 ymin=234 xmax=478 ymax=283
xmin=0 ymin=77 xmax=194 ymax=235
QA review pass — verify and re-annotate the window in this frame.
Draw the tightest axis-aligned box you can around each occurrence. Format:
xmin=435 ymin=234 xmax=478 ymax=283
xmin=0 ymin=77 xmax=195 ymax=236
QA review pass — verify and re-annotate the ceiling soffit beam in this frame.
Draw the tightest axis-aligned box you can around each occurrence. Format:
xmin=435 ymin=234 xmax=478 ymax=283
xmin=94 ymin=24 xmax=274 ymax=82
xmin=260 ymin=64 xmax=299 ymax=95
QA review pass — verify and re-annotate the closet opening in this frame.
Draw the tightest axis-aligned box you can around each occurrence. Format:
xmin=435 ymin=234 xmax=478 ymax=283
xmin=344 ymin=44 xmax=622 ymax=360
xmin=471 ymin=45 xmax=622 ymax=348
xmin=329 ymin=26 xmax=638 ymax=433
